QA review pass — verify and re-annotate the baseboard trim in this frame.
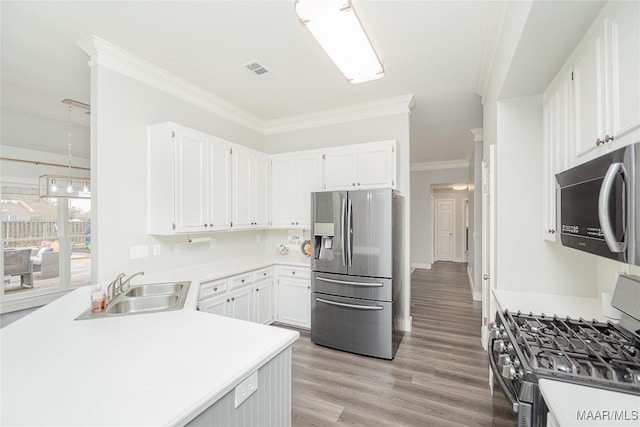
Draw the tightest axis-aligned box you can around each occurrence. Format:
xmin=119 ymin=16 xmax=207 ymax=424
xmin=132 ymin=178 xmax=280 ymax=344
xmin=410 ymin=268 xmax=416 ymax=275
xmin=400 ymin=315 xmax=413 ymax=332
xmin=411 ymin=263 xmax=431 ymax=270
xmin=473 ymin=291 xmax=482 ymax=301
xmin=467 ymin=265 xmax=474 ymax=290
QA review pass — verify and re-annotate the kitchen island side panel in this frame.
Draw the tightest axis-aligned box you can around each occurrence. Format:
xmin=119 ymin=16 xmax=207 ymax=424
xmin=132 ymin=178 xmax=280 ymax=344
xmin=187 ymin=346 xmax=292 ymax=427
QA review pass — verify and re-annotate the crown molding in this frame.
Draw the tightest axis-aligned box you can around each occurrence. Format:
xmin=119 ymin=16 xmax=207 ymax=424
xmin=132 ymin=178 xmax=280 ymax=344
xmin=476 ymin=1 xmax=507 ymax=98
xmin=410 ymin=159 xmax=469 ymax=172
xmin=470 ymin=128 xmax=484 ymax=141
xmin=77 ymin=35 xmax=264 ymax=133
xmin=264 ymin=94 xmax=415 ymax=135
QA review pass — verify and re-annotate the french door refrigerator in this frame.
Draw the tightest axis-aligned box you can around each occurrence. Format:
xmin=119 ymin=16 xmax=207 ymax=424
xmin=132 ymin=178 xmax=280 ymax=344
xmin=310 ymin=188 xmax=403 ymax=359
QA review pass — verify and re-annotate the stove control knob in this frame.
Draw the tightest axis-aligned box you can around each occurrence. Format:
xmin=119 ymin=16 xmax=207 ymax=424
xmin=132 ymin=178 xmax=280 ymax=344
xmin=493 ymin=340 xmax=505 ymax=353
xmin=513 ymin=358 xmax=521 ymax=368
xmin=498 ymin=354 xmax=511 ymax=367
xmin=506 ymin=343 xmax=514 ymax=353
xmin=502 ymin=364 xmax=517 ymax=380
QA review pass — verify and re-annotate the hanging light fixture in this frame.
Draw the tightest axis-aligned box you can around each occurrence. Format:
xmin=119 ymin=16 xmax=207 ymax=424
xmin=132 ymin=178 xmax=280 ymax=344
xmin=295 ymin=0 xmax=384 ymax=84
xmin=39 ymin=99 xmax=91 ymax=199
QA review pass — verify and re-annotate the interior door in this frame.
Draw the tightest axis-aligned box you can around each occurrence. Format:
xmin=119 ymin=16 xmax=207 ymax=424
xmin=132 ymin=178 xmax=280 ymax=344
xmin=348 ymin=189 xmax=392 ymax=278
xmin=435 ymin=199 xmax=454 ymax=262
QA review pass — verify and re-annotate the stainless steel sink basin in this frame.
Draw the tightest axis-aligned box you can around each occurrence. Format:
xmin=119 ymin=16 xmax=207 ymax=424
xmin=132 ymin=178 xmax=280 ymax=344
xmin=107 ymin=294 xmax=179 ymax=314
xmin=75 ymin=281 xmax=191 ymax=320
xmin=126 ymin=282 xmax=184 ymax=297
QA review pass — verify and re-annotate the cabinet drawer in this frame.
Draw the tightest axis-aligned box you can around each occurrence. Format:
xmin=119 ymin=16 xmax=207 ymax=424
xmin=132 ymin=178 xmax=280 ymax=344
xmin=252 ymin=267 xmax=273 ymax=282
xmin=229 ymin=273 xmax=253 ymax=290
xmin=277 ymin=266 xmax=310 ymax=280
xmin=199 ymin=279 xmax=227 ymax=300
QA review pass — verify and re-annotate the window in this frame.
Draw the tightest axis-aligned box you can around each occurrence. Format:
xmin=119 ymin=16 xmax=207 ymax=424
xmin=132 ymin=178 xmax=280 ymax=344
xmin=2 ymin=182 xmax=91 ymax=299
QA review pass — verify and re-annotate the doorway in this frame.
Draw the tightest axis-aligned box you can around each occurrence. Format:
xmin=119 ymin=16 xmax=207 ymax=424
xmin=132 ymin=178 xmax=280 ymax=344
xmin=430 ymin=184 xmax=469 ymax=265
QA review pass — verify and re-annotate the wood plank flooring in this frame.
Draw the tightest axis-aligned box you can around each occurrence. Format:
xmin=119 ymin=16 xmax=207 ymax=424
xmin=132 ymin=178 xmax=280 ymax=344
xmin=288 ymin=262 xmax=494 ymax=426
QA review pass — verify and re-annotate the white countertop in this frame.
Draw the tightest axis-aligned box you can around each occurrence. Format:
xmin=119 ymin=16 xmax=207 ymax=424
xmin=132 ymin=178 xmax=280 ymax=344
xmin=0 ymin=253 xmax=306 ymax=426
xmin=493 ymin=289 xmax=610 ymax=323
xmin=540 ymin=379 xmax=640 ymax=426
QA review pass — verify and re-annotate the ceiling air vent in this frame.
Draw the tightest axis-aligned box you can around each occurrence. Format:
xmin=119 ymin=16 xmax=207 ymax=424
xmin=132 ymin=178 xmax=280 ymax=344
xmin=243 ymin=61 xmax=277 ymax=79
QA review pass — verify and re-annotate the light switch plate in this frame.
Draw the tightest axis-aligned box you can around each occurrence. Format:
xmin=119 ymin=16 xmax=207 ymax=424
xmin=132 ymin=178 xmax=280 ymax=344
xmin=234 ymin=371 xmax=258 ymax=409
xmin=129 ymin=245 xmax=149 ymax=259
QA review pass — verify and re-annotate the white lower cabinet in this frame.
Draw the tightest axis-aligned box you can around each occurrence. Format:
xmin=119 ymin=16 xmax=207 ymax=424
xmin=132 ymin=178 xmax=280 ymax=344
xmin=229 ymin=286 xmax=253 ymax=322
xmin=198 ymin=267 xmax=275 ymax=326
xmin=276 ymin=266 xmax=311 ymax=329
xmin=254 ymin=279 xmax=274 ymax=325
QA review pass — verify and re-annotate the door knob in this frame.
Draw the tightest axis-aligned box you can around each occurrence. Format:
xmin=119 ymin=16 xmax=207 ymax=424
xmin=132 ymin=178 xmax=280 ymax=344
xmin=483 ymin=274 xmax=490 ymax=280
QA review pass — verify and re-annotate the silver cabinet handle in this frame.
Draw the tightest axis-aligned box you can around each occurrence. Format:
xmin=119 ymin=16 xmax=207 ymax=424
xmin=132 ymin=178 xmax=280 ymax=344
xmin=316 ymin=277 xmax=383 ymax=287
xmin=604 ymin=134 xmax=615 ymax=143
xmin=598 ymin=162 xmax=627 ymax=253
xmin=596 ymin=138 xmax=605 ymax=146
xmin=316 ymin=297 xmax=383 ymax=311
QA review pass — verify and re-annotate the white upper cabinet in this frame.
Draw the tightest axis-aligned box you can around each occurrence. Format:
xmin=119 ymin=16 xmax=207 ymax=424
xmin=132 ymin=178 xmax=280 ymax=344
xmin=270 ymin=151 xmax=322 ymax=229
xmin=148 ymin=122 xmax=232 ymax=235
xmin=232 ymin=145 xmax=269 ymax=230
xmin=322 ymin=140 xmax=397 ymax=191
xmin=573 ymin=1 xmax=640 ymax=164
xmin=542 ymin=69 xmax=573 ymax=242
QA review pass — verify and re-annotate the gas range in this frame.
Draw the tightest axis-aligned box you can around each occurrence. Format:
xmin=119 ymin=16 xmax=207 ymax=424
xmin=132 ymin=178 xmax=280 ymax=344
xmin=497 ymin=311 xmax=640 ymax=394
xmin=489 ymin=275 xmax=640 ymax=427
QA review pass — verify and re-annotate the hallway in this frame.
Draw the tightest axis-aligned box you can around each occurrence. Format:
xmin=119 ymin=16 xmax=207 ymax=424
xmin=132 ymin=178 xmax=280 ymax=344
xmin=290 ymin=261 xmax=493 ymax=426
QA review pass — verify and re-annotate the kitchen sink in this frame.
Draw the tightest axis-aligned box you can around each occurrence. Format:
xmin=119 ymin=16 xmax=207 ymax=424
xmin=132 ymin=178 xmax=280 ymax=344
xmin=107 ymin=294 xmax=180 ymax=314
xmin=75 ymin=281 xmax=191 ymax=320
xmin=126 ymin=282 xmax=184 ymax=297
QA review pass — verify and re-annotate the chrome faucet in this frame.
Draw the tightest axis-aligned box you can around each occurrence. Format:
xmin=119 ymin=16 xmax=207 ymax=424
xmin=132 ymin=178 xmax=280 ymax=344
xmin=107 ymin=273 xmax=126 ymax=304
xmin=120 ymin=271 xmax=145 ymax=293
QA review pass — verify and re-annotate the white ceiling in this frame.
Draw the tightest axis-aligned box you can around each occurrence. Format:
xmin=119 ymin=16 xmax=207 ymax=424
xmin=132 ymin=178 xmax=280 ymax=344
xmin=0 ymin=1 xmax=606 ymax=164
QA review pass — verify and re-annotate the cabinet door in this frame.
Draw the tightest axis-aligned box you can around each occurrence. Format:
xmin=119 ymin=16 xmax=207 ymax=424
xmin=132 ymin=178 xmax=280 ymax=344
xmin=270 ymin=156 xmax=295 ymax=228
xmin=208 ymin=137 xmax=232 ymax=230
xmin=573 ymin=29 xmax=606 ymax=161
xmin=232 ymin=147 xmax=253 ymax=229
xmin=608 ymin=2 xmax=640 ymax=144
xmin=253 ymin=153 xmax=270 ymax=227
xmin=199 ymin=295 xmax=230 ymax=317
xmin=296 ymin=154 xmax=323 ymax=228
xmin=323 ymin=149 xmax=357 ymax=191
xmin=254 ymin=279 xmax=274 ymax=325
xmin=174 ymin=129 xmax=208 ymax=232
xmin=229 ymin=286 xmax=253 ymax=322
xmin=277 ymin=277 xmax=310 ymax=328
xmin=357 ymin=143 xmax=395 ymax=189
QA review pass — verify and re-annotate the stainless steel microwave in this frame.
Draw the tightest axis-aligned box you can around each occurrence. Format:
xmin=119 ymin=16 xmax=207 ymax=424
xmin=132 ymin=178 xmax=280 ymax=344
xmin=556 ymin=142 xmax=639 ymax=266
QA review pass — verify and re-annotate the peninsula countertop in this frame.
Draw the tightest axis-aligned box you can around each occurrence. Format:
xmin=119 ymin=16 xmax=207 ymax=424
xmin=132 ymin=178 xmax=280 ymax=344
xmin=0 ymin=253 xmax=305 ymax=426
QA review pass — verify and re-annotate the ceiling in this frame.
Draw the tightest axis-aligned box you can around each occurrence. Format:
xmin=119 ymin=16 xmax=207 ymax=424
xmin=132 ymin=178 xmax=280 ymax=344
xmin=0 ymin=1 xmax=606 ymax=165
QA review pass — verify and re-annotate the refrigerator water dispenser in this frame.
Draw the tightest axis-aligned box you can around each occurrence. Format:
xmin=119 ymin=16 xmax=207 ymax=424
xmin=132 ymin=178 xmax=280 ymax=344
xmin=313 ymin=222 xmax=335 ymax=260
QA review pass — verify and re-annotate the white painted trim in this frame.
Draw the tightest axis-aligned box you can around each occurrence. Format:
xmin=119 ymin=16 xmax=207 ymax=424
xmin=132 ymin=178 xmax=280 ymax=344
xmin=1 ymin=289 xmax=71 ymax=314
xmin=470 ymin=128 xmax=484 ymax=142
xmin=77 ymin=35 xmax=264 ymax=133
xmin=400 ymin=315 xmax=412 ymax=332
xmin=411 ymin=159 xmax=469 ymax=172
xmin=411 ymin=263 xmax=431 ymax=270
xmin=473 ymin=291 xmax=482 ymax=302
xmin=455 ymin=257 xmax=464 ymax=263
xmin=264 ymin=94 xmax=416 ymax=135
xmin=467 ymin=264 xmax=474 ymax=292
xmin=410 ymin=268 xmax=416 ymax=275
xmin=476 ymin=1 xmax=507 ymax=97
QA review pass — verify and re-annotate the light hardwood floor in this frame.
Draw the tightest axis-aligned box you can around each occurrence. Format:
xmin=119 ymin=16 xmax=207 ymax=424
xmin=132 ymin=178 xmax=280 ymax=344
xmin=287 ymin=262 xmax=495 ymax=426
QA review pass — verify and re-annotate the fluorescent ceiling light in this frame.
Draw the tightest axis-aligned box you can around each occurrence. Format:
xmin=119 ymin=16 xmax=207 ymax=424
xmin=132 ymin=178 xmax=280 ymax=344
xmin=295 ymin=0 xmax=384 ymax=84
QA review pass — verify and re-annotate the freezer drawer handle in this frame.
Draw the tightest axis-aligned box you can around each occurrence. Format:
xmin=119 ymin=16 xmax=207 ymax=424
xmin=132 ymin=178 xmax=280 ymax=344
xmin=316 ymin=277 xmax=384 ymax=287
xmin=316 ymin=297 xmax=383 ymax=311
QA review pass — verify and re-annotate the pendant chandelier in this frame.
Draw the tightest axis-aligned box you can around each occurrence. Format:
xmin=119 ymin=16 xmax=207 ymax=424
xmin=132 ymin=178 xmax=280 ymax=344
xmin=39 ymin=99 xmax=90 ymax=199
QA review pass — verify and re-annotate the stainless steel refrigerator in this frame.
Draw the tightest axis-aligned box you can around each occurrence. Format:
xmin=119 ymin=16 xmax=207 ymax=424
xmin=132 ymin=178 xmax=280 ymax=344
xmin=310 ymin=188 xmax=403 ymax=359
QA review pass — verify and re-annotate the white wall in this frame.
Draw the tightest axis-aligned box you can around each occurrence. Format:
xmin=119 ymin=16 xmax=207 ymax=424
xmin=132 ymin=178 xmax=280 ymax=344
xmin=410 ymin=167 xmax=468 ymax=268
xmin=495 ymin=95 xmax=598 ymax=296
xmin=90 ymin=66 xmax=266 ymax=283
xmin=265 ymin=114 xmax=412 ymax=331
xmin=432 ymin=188 xmax=468 ymax=263
xmin=469 ymin=140 xmax=483 ymax=299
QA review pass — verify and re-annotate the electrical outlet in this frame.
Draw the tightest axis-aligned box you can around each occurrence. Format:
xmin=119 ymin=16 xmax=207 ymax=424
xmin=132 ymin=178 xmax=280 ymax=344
xmin=210 ymin=239 xmax=216 ymax=249
xmin=174 ymin=243 xmax=182 ymax=253
xmin=153 ymin=244 xmax=161 ymax=256
xmin=234 ymin=371 xmax=258 ymax=408
xmin=256 ymin=234 xmax=261 ymax=243
xmin=129 ymin=245 xmax=149 ymax=259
